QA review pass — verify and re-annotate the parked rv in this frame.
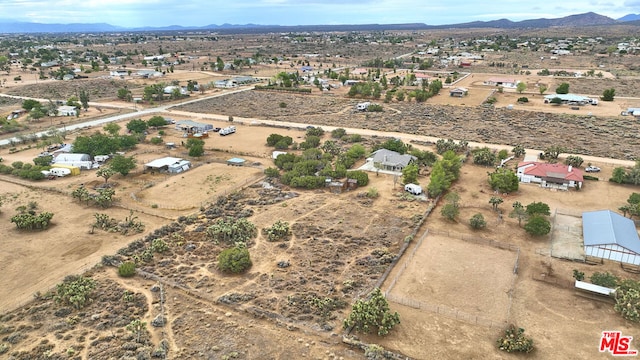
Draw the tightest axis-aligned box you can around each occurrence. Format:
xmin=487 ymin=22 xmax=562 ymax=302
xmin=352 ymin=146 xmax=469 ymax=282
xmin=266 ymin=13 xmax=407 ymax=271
xmin=47 ymin=168 xmax=71 ymax=177
xmin=220 ymin=126 xmax=236 ymax=136
xmin=404 ymin=183 xmax=423 ymax=195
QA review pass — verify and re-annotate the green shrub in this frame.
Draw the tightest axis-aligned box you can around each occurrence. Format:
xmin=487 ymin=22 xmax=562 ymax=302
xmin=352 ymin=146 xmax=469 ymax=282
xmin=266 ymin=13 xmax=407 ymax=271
xmin=264 ymin=167 xmax=280 ymax=178
xmin=55 ymin=276 xmax=96 ymax=309
xmin=572 ymin=269 xmax=585 ymax=281
xmin=517 ymin=97 xmax=528 ymax=103
xmin=218 ymin=247 xmax=252 ymax=273
xmin=118 ymin=262 xmax=137 ymax=277
xmin=590 ymin=272 xmax=619 ymax=288
xmin=469 ymin=213 xmax=486 ymax=229
xmin=263 ymin=220 xmax=291 ymax=242
xmin=497 ymin=325 xmax=534 ymax=353
xmin=366 ymin=187 xmax=379 ymax=198
xmin=150 ymin=137 xmax=163 ymax=145
xmin=583 ymin=175 xmax=599 ymax=181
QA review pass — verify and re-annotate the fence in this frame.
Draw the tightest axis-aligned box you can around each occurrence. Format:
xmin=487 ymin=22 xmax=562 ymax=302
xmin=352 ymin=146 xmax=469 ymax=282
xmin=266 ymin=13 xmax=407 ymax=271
xmin=385 ymin=293 xmax=507 ymax=329
xmin=531 ymin=273 xmax=574 ymax=289
xmin=426 ymin=228 xmax=520 ymax=253
xmin=383 ymin=227 xmax=520 ymax=328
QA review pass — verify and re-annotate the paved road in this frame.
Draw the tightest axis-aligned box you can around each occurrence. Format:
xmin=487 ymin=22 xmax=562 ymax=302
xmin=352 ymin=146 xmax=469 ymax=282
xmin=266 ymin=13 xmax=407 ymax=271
xmin=0 ymin=86 xmax=254 ymax=146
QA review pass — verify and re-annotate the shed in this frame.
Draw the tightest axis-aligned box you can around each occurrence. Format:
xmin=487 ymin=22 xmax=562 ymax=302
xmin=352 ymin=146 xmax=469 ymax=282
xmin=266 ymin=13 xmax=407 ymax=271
xmin=583 ymin=210 xmax=640 ymax=265
xmin=54 ymin=153 xmax=91 ymax=162
xmin=168 ymin=159 xmax=191 ymax=174
xmin=175 ymin=120 xmax=213 ymax=134
xmin=144 ymin=157 xmax=188 ymax=173
xmin=227 ymin=158 xmax=246 ymax=166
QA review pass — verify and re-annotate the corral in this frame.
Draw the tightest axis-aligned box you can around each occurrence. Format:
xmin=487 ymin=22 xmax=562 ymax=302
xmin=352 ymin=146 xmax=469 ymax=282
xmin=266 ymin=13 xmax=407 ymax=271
xmin=386 ymin=230 xmax=518 ymax=327
xmin=549 ymin=209 xmax=585 ymax=261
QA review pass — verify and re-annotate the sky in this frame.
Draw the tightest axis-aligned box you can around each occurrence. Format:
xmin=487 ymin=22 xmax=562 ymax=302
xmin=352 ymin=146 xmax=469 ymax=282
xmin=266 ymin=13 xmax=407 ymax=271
xmin=0 ymin=0 xmax=638 ymax=28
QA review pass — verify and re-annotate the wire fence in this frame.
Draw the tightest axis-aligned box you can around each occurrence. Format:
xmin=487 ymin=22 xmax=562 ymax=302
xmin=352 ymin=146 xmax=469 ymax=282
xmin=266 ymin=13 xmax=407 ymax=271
xmin=383 ymin=227 xmax=520 ymax=329
xmin=531 ymin=273 xmax=574 ymax=289
xmin=385 ymin=292 xmax=507 ymax=329
xmin=426 ymin=228 xmax=520 ymax=253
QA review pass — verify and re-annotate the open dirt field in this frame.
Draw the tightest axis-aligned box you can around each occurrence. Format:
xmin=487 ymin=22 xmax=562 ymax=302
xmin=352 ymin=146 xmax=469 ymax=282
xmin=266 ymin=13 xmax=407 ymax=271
xmin=387 ymin=233 xmax=516 ymax=323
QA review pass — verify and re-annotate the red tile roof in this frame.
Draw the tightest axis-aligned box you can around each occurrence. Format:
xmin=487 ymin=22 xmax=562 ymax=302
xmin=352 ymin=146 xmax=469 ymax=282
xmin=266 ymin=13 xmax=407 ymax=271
xmin=518 ymin=162 xmax=584 ymax=182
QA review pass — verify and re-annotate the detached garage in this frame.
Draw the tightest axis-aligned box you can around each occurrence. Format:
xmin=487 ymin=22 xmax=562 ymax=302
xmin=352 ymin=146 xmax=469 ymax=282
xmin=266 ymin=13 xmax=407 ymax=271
xmin=583 ymin=210 xmax=640 ymax=265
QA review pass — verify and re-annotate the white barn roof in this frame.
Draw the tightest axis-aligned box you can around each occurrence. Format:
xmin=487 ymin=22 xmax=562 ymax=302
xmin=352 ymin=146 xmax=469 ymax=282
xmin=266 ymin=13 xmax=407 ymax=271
xmin=145 ymin=157 xmax=184 ymax=169
xmin=583 ymin=210 xmax=640 ymax=254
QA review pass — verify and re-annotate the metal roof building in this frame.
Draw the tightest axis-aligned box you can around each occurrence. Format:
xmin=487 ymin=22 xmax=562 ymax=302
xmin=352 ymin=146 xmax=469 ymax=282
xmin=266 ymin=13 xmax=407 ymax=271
xmin=583 ymin=210 xmax=640 ymax=265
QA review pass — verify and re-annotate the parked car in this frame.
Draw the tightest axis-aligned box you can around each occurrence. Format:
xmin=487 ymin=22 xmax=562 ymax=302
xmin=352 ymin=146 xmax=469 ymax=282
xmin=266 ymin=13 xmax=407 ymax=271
xmin=585 ymin=166 xmax=601 ymax=173
xmin=211 ymin=127 xmax=221 ymax=132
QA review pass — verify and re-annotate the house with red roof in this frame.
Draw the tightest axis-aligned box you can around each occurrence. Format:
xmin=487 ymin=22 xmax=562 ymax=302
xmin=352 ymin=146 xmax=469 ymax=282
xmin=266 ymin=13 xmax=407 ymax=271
xmin=516 ymin=162 xmax=583 ymax=190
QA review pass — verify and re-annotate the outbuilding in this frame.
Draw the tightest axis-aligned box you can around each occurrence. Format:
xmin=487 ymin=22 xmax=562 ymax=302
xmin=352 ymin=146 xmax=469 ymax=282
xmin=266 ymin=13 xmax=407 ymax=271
xmin=583 ymin=210 xmax=640 ymax=266
xmin=144 ymin=157 xmax=191 ymax=174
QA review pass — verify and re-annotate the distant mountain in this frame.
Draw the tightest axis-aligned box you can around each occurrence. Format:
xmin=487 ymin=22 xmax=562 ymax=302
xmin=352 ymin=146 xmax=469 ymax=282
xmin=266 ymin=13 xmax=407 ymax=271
xmin=618 ymin=14 xmax=640 ymax=22
xmin=0 ymin=12 xmax=634 ymax=34
xmin=436 ymin=12 xmax=618 ymax=29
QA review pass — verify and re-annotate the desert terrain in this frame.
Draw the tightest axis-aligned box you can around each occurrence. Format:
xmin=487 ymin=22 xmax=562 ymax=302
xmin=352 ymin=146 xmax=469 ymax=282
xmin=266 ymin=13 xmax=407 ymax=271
xmin=1 ymin=27 xmax=640 ymax=359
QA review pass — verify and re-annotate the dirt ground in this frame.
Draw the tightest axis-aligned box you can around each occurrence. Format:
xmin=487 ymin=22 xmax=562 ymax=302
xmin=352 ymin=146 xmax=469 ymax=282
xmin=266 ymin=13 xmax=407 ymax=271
xmin=2 ymin=36 xmax=640 ymax=358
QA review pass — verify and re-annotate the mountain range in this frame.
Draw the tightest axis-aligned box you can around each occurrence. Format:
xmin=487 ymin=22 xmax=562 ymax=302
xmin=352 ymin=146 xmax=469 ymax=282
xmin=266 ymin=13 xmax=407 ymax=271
xmin=0 ymin=12 xmax=639 ymax=34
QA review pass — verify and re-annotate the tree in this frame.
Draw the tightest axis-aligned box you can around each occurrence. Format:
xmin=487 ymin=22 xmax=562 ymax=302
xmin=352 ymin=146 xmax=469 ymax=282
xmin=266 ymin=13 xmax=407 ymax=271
xmin=538 ymin=85 xmax=547 ymax=95
xmin=543 ymin=145 xmax=565 ymax=162
xmin=510 ymin=201 xmax=528 ymax=226
xmin=526 ymin=201 xmax=551 ymax=216
xmin=564 ymin=155 xmax=584 ymax=167
xmin=402 ymin=163 xmax=419 ymax=185
xmin=601 ymin=88 xmax=616 ymax=102
xmin=331 ymin=128 xmax=347 ymax=139
xmin=469 ymin=213 xmax=486 ymax=229
xmin=218 ymin=246 xmax=252 ymax=273
xmin=185 ymin=138 xmax=205 ymax=157
xmin=611 ymin=167 xmax=627 ymax=184
xmin=78 ymin=89 xmax=90 ymax=111
xmin=440 ymin=192 xmax=460 ymax=221
xmin=472 ymin=147 xmax=497 ymax=166
xmin=555 ymin=82 xmax=570 ymax=94
xmin=524 ymin=215 xmax=551 ymax=236
xmin=549 ymin=97 xmax=562 ymax=105
xmin=512 ymin=144 xmax=525 ymax=158
xmin=126 ymin=319 xmax=147 ymax=343
xmin=110 ymin=154 xmax=136 ymax=176
xmin=103 ymin=122 xmax=121 ymax=136
xmin=343 ymin=288 xmax=400 ymax=336
xmin=96 ymin=167 xmax=116 ymax=183
xmin=489 ymin=196 xmax=504 ymax=211
xmin=126 ymin=119 xmax=148 ymax=134
xmin=117 ymin=87 xmax=132 ymax=101
xmin=516 ymin=82 xmax=527 ymax=94
xmin=55 ymin=276 xmax=96 ymax=309
xmin=147 ymin=115 xmax=167 ymax=128
xmin=22 ymin=99 xmax=42 ymax=111
xmin=488 ymin=168 xmax=519 ymax=193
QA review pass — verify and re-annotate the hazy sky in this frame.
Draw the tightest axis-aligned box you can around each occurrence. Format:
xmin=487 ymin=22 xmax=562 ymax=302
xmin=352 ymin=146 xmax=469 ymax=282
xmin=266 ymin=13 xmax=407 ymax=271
xmin=1 ymin=0 xmax=638 ymax=27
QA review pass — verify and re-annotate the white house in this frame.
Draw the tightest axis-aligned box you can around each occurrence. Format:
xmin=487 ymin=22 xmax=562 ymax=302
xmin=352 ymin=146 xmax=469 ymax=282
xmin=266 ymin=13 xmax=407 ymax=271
xmin=517 ymin=162 xmax=583 ymax=190
xmin=583 ymin=210 xmax=640 ymax=266
xmin=57 ymin=105 xmax=77 ymax=116
xmin=483 ymin=77 xmax=520 ymax=88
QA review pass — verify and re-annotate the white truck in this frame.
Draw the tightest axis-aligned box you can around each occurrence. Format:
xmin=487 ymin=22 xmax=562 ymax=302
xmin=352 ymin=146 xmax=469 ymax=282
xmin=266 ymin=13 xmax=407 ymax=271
xmin=220 ymin=126 xmax=236 ymax=136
